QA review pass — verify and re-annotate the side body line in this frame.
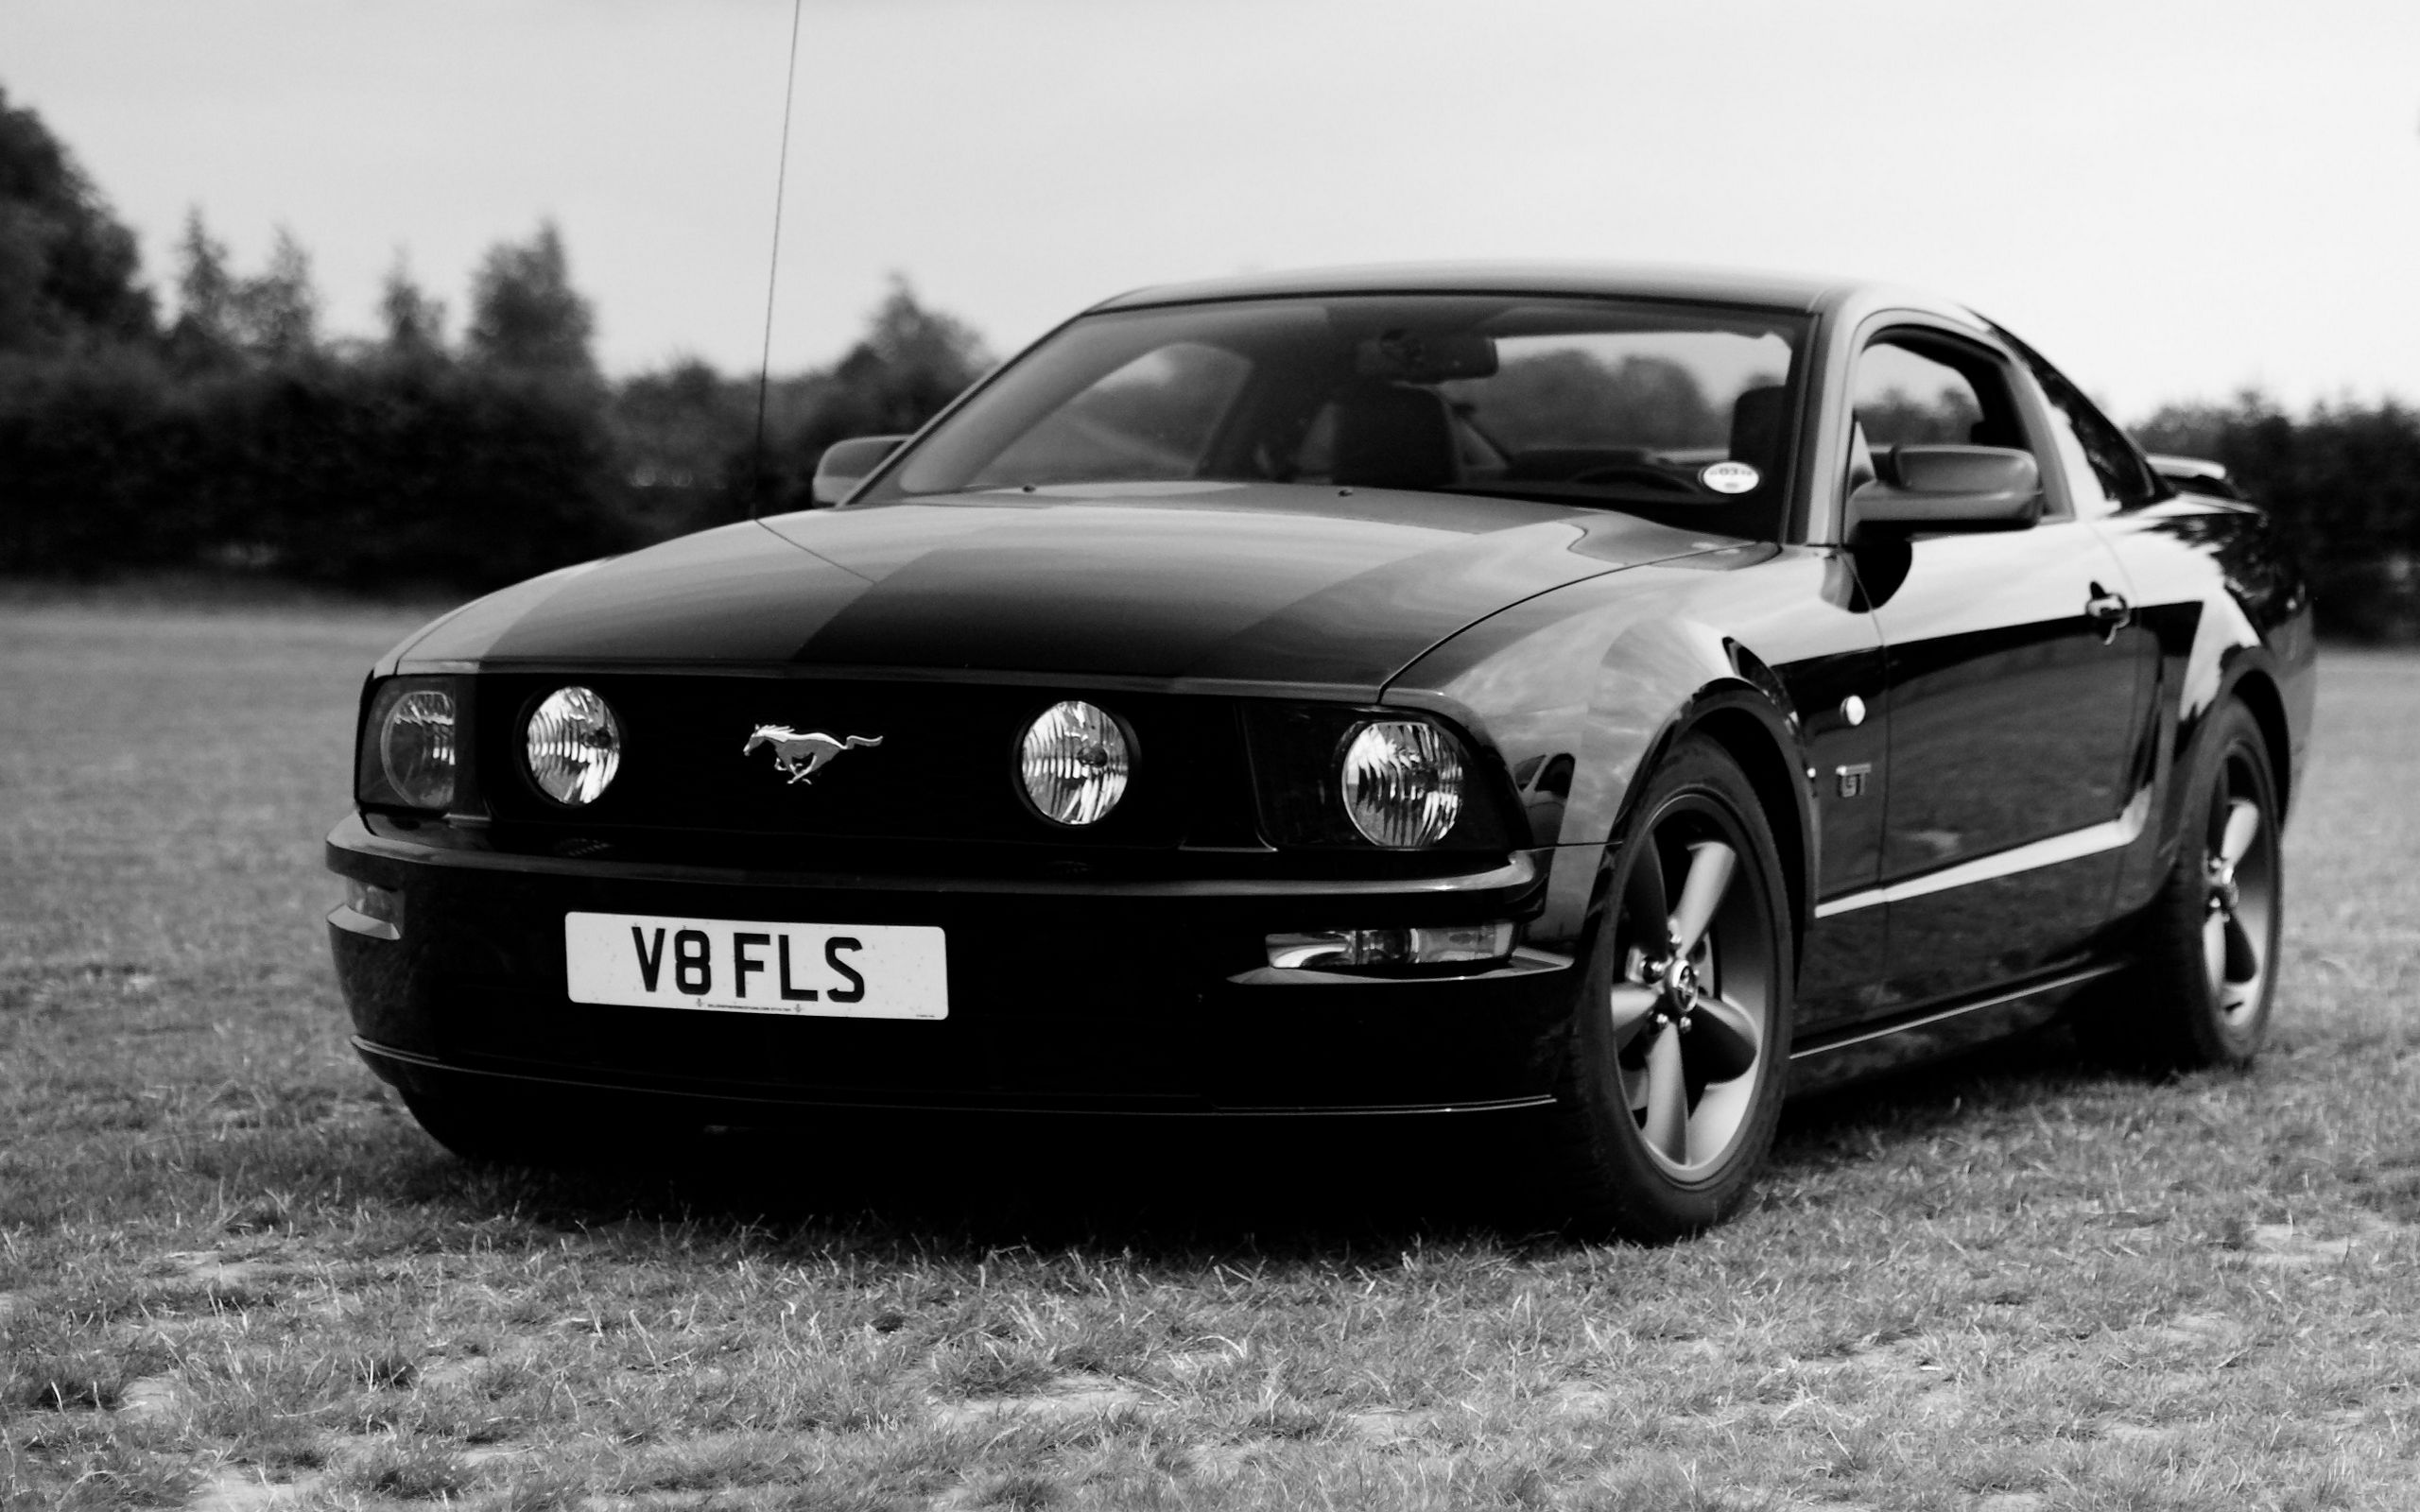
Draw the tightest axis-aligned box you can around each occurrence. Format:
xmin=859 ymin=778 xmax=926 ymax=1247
xmin=1813 ymin=788 xmax=2152 ymax=919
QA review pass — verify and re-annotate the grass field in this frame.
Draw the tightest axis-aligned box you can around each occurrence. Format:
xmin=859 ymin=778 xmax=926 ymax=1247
xmin=4 ymin=592 xmax=2419 ymax=1511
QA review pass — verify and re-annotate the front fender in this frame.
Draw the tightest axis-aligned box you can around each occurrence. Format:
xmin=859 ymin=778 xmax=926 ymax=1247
xmin=1385 ymin=549 xmax=1846 ymax=959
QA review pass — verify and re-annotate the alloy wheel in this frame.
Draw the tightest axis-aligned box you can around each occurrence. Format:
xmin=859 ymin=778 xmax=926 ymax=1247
xmin=1606 ymin=816 xmax=1776 ymax=1180
xmin=2204 ymin=748 xmax=2276 ymax=1029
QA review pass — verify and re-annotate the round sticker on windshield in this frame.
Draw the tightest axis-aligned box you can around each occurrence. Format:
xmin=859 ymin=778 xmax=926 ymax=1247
xmin=1701 ymin=460 xmax=1761 ymax=494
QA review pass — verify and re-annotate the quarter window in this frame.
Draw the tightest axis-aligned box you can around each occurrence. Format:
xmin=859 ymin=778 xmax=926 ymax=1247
xmin=2040 ymin=398 xmax=2116 ymax=518
xmin=2028 ymin=359 xmax=2163 ymax=508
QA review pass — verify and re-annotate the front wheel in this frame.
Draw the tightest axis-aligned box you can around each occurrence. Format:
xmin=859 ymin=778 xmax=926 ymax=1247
xmin=1534 ymin=737 xmax=1793 ymax=1241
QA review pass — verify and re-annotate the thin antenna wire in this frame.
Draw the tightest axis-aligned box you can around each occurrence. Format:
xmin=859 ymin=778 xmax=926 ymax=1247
xmin=751 ymin=0 xmax=805 ymax=520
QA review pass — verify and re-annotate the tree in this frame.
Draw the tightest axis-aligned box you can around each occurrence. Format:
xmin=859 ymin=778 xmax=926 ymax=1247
xmin=378 ymin=251 xmax=447 ymax=360
xmin=465 ymin=220 xmax=595 ymax=376
xmin=826 ymin=275 xmax=992 ymax=432
xmin=1474 ymin=351 xmax=1718 ymax=450
xmin=2136 ymin=391 xmax=2420 ymax=640
xmin=232 ymin=226 xmax=319 ymax=359
xmin=167 ymin=208 xmax=237 ymax=361
xmin=0 ymin=84 xmax=154 ymax=352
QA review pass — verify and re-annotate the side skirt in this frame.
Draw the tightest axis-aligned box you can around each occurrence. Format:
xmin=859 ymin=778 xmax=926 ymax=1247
xmin=1786 ymin=960 xmax=2127 ymax=1097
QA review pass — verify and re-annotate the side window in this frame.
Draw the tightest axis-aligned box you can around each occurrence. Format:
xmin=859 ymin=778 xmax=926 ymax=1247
xmin=1849 ymin=331 xmax=2042 ymax=504
xmin=1853 ymin=342 xmax=1989 ymax=448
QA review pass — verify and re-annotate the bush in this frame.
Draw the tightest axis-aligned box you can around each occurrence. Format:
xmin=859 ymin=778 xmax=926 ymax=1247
xmin=0 ymin=348 xmax=631 ymax=590
xmin=2137 ymin=393 xmax=2420 ymax=641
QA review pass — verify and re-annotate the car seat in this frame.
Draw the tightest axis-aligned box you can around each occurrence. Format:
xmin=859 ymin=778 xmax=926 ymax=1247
xmin=1330 ymin=381 xmax=1460 ymax=490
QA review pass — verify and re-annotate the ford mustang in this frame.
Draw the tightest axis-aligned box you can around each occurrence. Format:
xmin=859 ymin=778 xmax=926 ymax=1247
xmin=326 ymin=264 xmax=2314 ymax=1238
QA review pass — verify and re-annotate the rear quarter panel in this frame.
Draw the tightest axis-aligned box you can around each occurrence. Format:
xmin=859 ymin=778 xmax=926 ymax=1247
xmin=2093 ymin=495 xmax=2317 ymax=919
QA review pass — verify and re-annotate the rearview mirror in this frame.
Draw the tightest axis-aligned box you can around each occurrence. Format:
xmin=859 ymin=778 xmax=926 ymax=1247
xmin=1850 ymin=444 xmax=2041 ymax=536
xmin=811 ymin=435 xmax=909 ymax=507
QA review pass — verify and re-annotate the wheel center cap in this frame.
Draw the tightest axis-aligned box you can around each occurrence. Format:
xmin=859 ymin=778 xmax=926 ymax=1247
xmin=1660 ymin=956 xmax=1701 ymax=1011
xmin=2207 ymin=859 xmax=2239 ymax=916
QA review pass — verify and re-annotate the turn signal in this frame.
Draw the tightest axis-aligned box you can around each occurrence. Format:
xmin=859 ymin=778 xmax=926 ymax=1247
xmin=1266 ymin=922 xmax=1517 ymax=970
xmin=377 ymin=687 xmax=457 ymax=810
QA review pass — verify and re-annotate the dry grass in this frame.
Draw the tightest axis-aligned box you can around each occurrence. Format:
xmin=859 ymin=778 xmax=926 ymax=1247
xmin=4 ymin=588 xmax=2419 ymax=1510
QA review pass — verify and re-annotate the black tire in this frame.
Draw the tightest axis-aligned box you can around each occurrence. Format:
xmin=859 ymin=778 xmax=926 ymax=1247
xmin=2084 ymin=699 xmax=2282 ymax=1073
xmin=1533 ymin=736 xmax=1794 ymax=1241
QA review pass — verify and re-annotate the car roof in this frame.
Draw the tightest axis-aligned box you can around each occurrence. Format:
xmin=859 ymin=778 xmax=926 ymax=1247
xmin=1086 ymin=261 xmax=1866 ymax=318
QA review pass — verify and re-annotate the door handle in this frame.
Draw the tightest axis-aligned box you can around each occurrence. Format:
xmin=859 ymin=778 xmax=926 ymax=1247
xmin=2084 ymin=581 xmax=2132 ymax=643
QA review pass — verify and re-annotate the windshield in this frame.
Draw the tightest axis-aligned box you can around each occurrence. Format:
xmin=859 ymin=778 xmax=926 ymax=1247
xmin=868 ymin=294 xmax=1806 ymax=536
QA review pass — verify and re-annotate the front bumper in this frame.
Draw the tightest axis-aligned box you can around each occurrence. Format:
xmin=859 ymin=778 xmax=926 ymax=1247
xmin=325 ymin=814 xmax=1584 ymax=1120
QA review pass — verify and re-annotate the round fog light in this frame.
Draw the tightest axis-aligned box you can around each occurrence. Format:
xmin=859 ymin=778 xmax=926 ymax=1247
xmin=526 ymin=686 xmax=622 ymax=806
xmin=1019 ymin=699 xmax=1132 ymax=825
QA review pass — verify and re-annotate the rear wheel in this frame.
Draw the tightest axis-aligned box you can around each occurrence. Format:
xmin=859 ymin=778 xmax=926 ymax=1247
xmin=1536 ymin=737 xmax=1792 ymax=1241
xmin=2087 ymin=699 xmax=2281 ymax=1071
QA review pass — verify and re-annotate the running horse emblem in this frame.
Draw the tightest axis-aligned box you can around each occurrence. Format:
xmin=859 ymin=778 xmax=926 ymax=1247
xmin=742 ymin=726 xmax=885 ymax=784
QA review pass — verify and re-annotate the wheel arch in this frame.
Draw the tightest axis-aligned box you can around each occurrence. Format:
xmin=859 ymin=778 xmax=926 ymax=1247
xmin=1599 ymin=682 xmax=1814 ymax=965
xmin=1685 ymin=701 xmax=1812 ymax=955
xmin=2222 ymin=664 xmax=2294 ymax=824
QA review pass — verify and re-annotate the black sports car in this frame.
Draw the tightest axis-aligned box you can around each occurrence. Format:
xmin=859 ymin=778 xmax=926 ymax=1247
xmin=327 ymin=265 xmax=2314 ymax=1238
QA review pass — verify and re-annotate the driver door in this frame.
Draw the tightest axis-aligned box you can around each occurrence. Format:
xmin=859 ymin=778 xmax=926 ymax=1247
xmin=1844 ymin=327 xmax=2157 ymax=1011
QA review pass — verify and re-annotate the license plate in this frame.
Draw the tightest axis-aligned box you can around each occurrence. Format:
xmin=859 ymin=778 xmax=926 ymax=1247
xmin=563 ymin=912 xmax=947 ymax=1020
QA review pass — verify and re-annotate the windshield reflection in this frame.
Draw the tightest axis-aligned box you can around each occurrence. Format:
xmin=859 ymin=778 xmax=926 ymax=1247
xmin=868 ymin=295 xmax=1807 ymax=540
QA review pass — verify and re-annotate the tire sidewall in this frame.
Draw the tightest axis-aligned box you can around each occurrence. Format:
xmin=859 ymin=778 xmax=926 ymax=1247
xmin=2172 ymin=700 xmax=2283 ymax=1065
xmin=1558 ymin=737 xmax=1795 ymax=1237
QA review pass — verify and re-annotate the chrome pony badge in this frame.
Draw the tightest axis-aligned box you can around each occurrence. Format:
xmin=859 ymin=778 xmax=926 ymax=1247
xmin=743 ymin=726 xmax=884 ymax=784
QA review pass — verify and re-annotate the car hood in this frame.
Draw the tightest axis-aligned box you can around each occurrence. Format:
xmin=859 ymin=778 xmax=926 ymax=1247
xmin=397 ymin=483 xmax=1726 ymax=691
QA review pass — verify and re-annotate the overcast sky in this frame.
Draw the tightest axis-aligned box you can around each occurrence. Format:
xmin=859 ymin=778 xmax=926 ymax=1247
xmin=9 ymin=0 xmax=2416 ymax=419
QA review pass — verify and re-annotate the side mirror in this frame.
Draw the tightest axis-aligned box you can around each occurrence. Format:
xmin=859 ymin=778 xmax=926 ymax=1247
xmin=1849 ymin=444 xmax=2042 ymax=536
xmin=810 ymin=435 xmax=909 ymax=507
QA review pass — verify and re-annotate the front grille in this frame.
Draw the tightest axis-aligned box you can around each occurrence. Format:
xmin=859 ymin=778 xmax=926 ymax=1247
xmin=471 ymin=675 xmax=1258 ymax=850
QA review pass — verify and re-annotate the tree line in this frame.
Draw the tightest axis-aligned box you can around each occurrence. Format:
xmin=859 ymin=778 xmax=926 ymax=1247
xmin=2 ymin=83 xmax=2415 ymax=636
xmin=0 ymin=85 xmax=988 ymax=592
xmin=2135 ymin=396 xmax=2420 ymax=641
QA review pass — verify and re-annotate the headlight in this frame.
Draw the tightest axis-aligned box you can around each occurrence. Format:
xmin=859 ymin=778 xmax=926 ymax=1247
xmin=376 ymin=687 xmax=457 ymax=810
xmin=1340 ymin=719 xmax=1465 ymax=849
xmin=525 ymin=686 xmax=622 ymax=806
xmin=1019 ymin=699 xmax=1132 ymax=825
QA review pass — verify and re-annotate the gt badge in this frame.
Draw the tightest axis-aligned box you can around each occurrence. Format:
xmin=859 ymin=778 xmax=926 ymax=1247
xmin=1836 ymin=763 xmax=1872 ymax=799
xmin=744 ymin=726 xmax=884 ymax=784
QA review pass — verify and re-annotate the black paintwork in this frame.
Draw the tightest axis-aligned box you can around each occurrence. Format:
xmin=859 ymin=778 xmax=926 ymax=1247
xmin=328 ymin=264 xmax=2315 ymax=1122
xmin=392 ymin=487 xmax=1726 ymax=693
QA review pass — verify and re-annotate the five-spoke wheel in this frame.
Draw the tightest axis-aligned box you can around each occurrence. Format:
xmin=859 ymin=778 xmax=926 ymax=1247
xmin=2083 ymin=697 xmax=2282 ymax=1072
xmin=2202 ymin=765 xmax=2275 ymax=1035
xmin=1541 ymin=736 xmax=1790 ymax=1240
xmin=1607 ymin=835 xmax=1772 ymax=1178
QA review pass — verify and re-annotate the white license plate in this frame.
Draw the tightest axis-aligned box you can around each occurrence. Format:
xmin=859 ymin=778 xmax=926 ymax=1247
xmin=563 ymin=912 xmax=947 ymax=1020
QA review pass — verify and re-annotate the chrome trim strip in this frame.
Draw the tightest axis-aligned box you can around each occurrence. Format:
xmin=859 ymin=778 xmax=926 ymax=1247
xmin=1230 ymin=947 xmax=1573 ymax=988
xmin=1789 ymin=960 xmax=2126 ymax=1061
xmin=328 ymin=904 xmax=401 ymax=942
xmin=1813 ymin=788 xmax=2151 ymax=919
